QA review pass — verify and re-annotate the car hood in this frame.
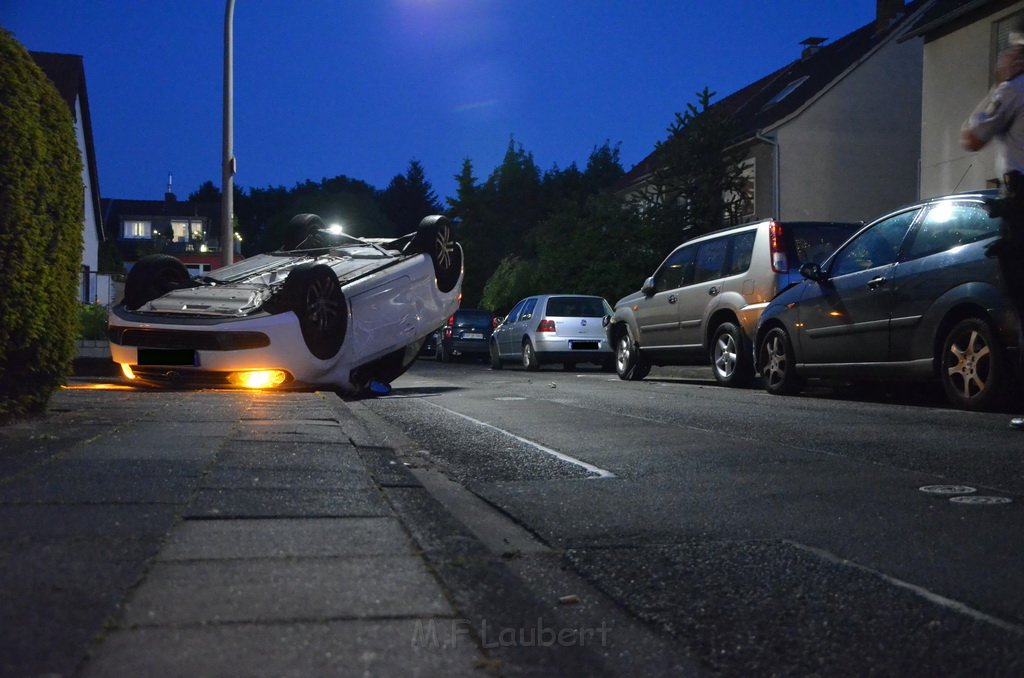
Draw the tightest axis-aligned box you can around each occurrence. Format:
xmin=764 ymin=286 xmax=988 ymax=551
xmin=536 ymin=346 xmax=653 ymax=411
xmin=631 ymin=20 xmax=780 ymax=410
xmin=137 ymin=247 xmax=404 ymax=318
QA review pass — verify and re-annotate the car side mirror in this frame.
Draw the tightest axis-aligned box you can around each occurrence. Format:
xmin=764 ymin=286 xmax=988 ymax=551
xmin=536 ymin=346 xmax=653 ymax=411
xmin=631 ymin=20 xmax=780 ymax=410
xmin=799 ymin=262 xmax=827 ymax=282
xmin=641 ymin=276 xmax=656 ymax=297
xmin=492 ymin=317 xmax=501 ymax=329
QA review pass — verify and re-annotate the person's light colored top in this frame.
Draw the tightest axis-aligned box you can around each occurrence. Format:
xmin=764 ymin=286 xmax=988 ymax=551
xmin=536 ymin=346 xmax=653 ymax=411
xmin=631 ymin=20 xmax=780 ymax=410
xmin=963 ymin=74 xmax=1024 ymax=176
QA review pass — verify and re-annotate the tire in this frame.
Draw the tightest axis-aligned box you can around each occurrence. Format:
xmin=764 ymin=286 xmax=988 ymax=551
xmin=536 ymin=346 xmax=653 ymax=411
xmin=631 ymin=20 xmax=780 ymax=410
xmin=282 ymin=213 xmax=324 ymax=250
xmin=940 ymin=317 xmax=1008 ymax=411
xmin=758 ymin=326 xmax=802 ymax=395
xmin=489 ymin=340 xmax=503 ymax=370
xmin=123 ymin=254 xmax=195 ymax=310
xmin=522 ymin=340 xmax=540 ymax=371
xmin=281 ymin=263 xmax=347 ymax=360
xmin=410 ymin=215 xmax=461 ymax=293
xmin=615 ymin=331 xmax=650 ymax=381
xmin=710 ymin=322 xmax=752 ymax=387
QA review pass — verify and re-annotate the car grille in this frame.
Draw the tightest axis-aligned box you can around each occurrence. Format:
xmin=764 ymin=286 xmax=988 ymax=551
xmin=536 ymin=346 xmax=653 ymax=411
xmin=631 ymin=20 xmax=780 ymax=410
xmin=108 ymin=327 xmax=270 ymax=351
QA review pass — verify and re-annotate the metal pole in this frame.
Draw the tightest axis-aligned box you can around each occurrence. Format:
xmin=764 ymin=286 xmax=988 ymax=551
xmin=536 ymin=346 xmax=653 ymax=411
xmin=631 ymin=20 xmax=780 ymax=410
xmin=221 ymin=0 xmax=235 ymax=267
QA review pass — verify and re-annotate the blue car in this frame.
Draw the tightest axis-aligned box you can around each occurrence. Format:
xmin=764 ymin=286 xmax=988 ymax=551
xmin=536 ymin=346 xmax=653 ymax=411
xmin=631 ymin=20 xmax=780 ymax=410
xmin=754 ymin=191 xmax=1019 ymax=410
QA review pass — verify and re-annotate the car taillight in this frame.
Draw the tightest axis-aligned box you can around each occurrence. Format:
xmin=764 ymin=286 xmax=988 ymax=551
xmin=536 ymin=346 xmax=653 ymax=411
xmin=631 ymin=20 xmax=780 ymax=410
xmin=444 ymin=315 xmax=454 ymax=338
xmin=769 ymin=220 xmax=789 ymax=273
xmin=537 ymin=319 xmax=556 ymax=332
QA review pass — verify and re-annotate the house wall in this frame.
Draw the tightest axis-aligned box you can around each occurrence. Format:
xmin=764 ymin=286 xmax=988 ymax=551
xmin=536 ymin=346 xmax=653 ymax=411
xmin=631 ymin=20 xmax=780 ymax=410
xmin=74 ymin=95 xmax=104 ymax=302
xmin=775 ymin=33 xmax=923 ymax=222
xmin=919 ymin=2 xmax=1024 ymax=198
xmin=76 ymin=96 xmax=99 ymax=272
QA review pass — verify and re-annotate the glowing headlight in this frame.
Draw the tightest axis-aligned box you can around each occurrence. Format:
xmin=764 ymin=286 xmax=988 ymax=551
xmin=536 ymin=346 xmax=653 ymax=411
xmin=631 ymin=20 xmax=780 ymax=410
xmin=227 ymin=370 xmax=287 ymax=389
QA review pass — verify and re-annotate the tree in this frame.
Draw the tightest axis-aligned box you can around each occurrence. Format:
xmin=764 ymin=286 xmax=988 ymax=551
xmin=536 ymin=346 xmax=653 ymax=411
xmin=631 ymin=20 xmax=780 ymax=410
xmin=0 ymin=30 xmax=84 ymax=421
xmin=379 ymin=160 xmax=444 ymax=237
xmin=640 ymin=87 xmax=750 ymax=256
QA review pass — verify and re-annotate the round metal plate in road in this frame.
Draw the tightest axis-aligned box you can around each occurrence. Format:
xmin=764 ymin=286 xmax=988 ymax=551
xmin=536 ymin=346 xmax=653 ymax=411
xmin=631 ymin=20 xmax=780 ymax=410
xmin=918 ymin=485 xmax=976 ymax=495
xmin=949 ymin=495 xmax=1013 ymax=505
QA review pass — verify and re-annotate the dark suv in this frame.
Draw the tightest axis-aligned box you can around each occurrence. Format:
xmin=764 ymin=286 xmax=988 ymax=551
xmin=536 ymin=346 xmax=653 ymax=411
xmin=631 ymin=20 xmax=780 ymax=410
xmin=436 ymin=308 xmax=495 ymax=362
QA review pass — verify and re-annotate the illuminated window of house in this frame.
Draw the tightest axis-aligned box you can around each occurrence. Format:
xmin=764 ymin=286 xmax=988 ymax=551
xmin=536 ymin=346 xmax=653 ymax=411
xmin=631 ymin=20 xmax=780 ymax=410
xmin=123 ymin=220 xmax=151 ymax=239
xmin=171 ymin=219 xmax=205 ymax=242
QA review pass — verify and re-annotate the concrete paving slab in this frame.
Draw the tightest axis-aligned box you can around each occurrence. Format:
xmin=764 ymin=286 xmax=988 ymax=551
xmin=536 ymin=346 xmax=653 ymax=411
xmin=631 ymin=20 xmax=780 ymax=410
xmin=122 ymin=556 xmax=452 ymax=626
xmin=0 ymin=539 xmax=161 ymax=678
xmin=159 ymin=517 xmax=415 ymax=560
xmin=0 ymin=504 xmax=178 ymax=539
xmin=0 ymin=468 xmax=196 ymax=504
xmin=80 ymin=619 xmax=485 ymax=678
xmin=231 ymin=421 xmax=350 ymax=444
xmin=71 ymin=429 xmax=226 ymax=461
xmin=216 ymin=440 xmax=361 ymax=472
xmin=185 ymin=487 xmax=391 ymax=518
xmin=200 ymin=467 xmax=370 ymax=491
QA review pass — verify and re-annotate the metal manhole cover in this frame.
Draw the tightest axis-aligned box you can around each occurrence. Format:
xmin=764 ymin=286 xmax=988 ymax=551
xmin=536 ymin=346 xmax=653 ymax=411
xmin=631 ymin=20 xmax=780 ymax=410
xmin=949 ymin=495 xmax=1013 ymax=505
xmin=919 ymin=485 xmax=977 ymax=495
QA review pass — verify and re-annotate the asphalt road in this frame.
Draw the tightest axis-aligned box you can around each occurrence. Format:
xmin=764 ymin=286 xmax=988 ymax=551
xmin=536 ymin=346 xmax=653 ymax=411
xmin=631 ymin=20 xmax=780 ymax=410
xmin=354 ymin=357 xmax=1024 ymax=676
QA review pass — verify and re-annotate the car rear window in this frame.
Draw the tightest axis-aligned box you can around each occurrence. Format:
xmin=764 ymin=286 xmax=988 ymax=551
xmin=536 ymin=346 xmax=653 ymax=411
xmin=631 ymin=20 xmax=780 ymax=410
xmin=785 ymin=222 xmax=860 ymax=266
xmin=455 ymin=310 xmax=493 ymax=327
xmin=545 ymin=297 xmax=607 ymax=317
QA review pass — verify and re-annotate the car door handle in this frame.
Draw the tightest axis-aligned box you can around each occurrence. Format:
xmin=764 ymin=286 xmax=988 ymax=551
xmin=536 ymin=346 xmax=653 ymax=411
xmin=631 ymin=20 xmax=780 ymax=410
xmin=668 ymin=295 xmax=678 ymax=304
xmin=867 ymin=276 xmax=888 ymax=290
xmin=708 ymin=286 xmax=720 ymax=296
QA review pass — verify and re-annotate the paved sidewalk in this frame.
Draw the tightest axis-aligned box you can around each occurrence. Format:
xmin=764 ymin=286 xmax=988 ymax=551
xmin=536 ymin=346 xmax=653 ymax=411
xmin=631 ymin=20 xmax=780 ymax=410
xmin=1 ymin=378 xmax=668 ymax=677
xmin=0 ymin=383 xmax=488 ymax=677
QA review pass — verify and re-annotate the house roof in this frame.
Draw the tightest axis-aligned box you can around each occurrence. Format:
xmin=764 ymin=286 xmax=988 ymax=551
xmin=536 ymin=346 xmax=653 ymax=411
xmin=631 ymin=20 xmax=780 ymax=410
xmin=901 ymin=0 xmax=1017 ymax=41
xmin=101 ymin=197 xmax=220 ymax=222
xmin=30 ymin=51 xmax=105 ymax=242
xmin=619 ymin=0 xmax=931 ymax=189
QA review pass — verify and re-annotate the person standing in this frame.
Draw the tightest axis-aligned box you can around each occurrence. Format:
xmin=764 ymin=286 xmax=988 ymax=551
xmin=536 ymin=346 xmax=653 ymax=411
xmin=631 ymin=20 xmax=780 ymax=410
xmin=961 ymin=43 xmax=1024 ymax=429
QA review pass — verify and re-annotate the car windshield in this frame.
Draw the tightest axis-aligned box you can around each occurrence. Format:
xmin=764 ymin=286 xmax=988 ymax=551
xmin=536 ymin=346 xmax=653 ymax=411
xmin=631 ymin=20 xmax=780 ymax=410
xmin=787 ymin=222 xmax=861 ymax=266
xmin=545 ymin=297 xmax=607 ymax=317
xmin=455 ymin=311 xmax=493 ymax=327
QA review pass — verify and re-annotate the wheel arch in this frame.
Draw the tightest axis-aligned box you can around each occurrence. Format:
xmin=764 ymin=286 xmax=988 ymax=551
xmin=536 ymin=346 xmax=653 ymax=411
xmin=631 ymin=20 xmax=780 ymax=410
xmin=705 ymin=308 xmax=743 ymax=349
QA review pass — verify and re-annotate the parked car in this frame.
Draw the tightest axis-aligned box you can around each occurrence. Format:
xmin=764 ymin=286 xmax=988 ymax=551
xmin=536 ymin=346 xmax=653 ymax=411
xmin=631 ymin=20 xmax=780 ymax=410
xmin=606 ymin=219 xmax=859 ymax=386
xmin=107 ymin=214 xmax=463 ymax=393
xmin=436 ymin=308 xmax=495 ymax=362
xmin=754 ymin=191 xmax=1019 ymax=410
xmin=490 ymin=294 xmax=614 ymax=371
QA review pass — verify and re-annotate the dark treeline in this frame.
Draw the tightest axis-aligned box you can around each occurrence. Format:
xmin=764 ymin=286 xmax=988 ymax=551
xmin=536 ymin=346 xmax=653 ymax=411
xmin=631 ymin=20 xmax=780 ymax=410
xmin=190 ymin=89 xmax=744 ymax=315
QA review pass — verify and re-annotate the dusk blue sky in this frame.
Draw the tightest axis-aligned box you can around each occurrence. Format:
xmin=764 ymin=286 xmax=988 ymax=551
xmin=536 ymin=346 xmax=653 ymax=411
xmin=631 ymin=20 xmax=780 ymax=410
xmin=5 ymin=1 xmax=881 ymax=204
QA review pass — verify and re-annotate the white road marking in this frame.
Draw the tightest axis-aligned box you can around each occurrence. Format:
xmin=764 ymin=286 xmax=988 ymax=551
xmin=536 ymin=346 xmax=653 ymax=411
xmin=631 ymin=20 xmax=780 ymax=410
xmin=421 ymin=400 xmax=616 ymax=479
xmin=788 ymin=541 xmax=1024 ymax=636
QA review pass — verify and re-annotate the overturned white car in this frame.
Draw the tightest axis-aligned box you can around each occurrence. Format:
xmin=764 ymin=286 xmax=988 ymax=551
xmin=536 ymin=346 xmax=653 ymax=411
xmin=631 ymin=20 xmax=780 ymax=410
xmin=107 ymin=214 xmax=462 ymax=393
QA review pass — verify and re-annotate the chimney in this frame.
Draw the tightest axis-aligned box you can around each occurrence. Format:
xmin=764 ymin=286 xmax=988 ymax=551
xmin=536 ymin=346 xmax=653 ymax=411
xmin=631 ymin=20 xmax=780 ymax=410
xmin=876 ymin=0 xmax=905 ymax=33
xmin=800 ymin=37 xmax=826 ymax=60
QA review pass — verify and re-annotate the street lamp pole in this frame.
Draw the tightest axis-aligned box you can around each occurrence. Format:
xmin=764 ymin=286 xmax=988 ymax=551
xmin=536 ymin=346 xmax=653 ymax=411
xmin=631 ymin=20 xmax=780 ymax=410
xmin=221 ymin=0 xmax=236 ymax=267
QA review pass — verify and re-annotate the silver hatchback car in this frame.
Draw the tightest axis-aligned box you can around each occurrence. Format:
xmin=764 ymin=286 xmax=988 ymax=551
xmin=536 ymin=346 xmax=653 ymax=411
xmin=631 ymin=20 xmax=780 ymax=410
xmin=490 ymin=294 xmax=615 ymax=371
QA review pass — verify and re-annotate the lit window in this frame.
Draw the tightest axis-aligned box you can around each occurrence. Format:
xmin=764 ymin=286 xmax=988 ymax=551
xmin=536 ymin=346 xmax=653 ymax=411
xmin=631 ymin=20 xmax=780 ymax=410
xmin=123 ymin=220 xmax=151 ymax=239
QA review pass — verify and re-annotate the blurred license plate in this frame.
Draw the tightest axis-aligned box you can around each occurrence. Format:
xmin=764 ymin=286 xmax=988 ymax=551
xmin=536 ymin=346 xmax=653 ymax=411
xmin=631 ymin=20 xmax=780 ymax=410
xmin=138 ymin=348 xmax=197 ymax=366
xmin=570 ymin=341 xmax=599 ymax=350
xmin=463 ymin=333 xmax=483 ymax=339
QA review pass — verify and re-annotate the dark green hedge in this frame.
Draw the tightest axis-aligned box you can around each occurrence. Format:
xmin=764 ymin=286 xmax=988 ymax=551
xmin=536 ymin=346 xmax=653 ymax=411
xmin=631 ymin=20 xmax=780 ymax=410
xmin=0 ymin=30 xmax=84 ymax=423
